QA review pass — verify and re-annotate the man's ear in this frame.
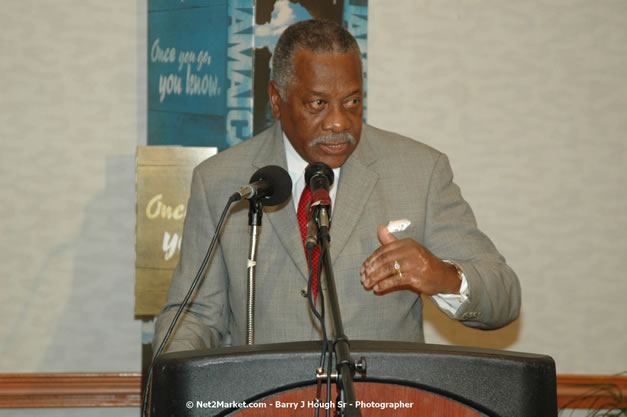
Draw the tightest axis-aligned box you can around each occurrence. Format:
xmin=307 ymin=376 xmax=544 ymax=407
xmin=268 ymin=81 xmax=282 ymax=119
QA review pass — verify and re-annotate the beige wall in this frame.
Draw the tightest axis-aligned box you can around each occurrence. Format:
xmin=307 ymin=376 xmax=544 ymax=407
xmin=368 ymin=0 xmax=627 ymax=374
xmin=0 ymin=0 xmax=625 ymax=379
xmin=0 ymin=0 xmax=146 ymax=374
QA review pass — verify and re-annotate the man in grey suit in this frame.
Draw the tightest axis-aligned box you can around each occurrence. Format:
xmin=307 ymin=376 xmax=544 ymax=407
xmin=153 ymin=20 xmax=520 ymax=353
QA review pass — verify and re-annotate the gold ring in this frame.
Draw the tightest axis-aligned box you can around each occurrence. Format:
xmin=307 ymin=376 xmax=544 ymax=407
xmin=393 ymin=259 xmax=402 ymax=278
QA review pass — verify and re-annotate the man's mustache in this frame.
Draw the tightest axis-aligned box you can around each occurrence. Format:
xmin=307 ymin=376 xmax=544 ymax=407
xmin=310 ymin=133 xmax=356 ymax=147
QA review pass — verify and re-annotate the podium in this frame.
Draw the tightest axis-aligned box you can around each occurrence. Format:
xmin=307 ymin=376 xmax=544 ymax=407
xmin=151 ymin=341 xmax=557 ymax=417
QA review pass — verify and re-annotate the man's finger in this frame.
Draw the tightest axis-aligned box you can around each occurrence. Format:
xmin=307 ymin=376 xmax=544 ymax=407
xmin=377 ymin=224 xmax=397 ymax=245
xmin=361 ymin=253 xmax=400 ymax=289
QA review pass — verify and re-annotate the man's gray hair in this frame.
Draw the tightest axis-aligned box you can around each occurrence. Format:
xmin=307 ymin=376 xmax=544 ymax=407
xmin=272 ymin=19 xmax=362 ymax=100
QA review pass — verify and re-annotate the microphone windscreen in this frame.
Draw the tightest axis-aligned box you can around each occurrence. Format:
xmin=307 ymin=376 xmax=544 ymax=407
xmin=249 ymin=165 xmax=292 ymax=206
xmin=305 ymin=162 xmax=334 ymax=189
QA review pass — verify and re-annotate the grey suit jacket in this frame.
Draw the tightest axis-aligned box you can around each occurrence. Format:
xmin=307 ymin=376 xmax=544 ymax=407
xmin=153 ymin=123 xmax=521 ymax=353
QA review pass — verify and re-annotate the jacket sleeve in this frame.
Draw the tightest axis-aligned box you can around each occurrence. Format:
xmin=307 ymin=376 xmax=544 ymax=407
xmin=424 ymin=153 xmax=521 ymax=329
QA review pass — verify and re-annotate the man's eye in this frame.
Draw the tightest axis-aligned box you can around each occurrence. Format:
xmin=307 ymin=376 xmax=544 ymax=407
xmin=345 ymin=98 xmax=361 ymax=108
xmin=310 ymin=100 xmax=325 ymax=110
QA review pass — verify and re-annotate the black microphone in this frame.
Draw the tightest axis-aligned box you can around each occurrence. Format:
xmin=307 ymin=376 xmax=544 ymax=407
xmin=236 ymin=165 xmax=292 ymax=206
xmin=304 ymin=162 xmax=334 ymax=213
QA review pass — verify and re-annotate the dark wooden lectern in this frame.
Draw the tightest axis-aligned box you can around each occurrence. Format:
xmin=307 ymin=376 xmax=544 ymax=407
xmin=151 ymin=340 xmax=556 ymax=417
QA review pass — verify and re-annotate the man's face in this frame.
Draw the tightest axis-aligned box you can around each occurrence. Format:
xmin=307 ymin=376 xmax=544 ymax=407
xmin=269 ymin=49 xmax=363 ymax=169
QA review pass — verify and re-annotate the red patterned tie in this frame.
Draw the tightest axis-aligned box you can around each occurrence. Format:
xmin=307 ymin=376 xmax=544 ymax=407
xmin=297 ymin=185 xmax=320 ymax=303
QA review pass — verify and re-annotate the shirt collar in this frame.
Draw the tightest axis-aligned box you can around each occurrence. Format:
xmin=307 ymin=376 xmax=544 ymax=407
xmin=282 ymin=132 xmax=341 ymax=209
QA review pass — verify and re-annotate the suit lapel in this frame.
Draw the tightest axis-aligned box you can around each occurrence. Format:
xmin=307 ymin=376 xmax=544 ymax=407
xmin=252 ymin=123 xmax=310 ymax=280
xmin=330 ymin=129 xmax=378 ymax=265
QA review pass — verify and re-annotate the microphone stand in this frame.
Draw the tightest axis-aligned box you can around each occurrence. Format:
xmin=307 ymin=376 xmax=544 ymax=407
xmin=314 ymin=205 xmax=362 ymax=417
xmin=246 ymin=198 xmax=263 ymax=345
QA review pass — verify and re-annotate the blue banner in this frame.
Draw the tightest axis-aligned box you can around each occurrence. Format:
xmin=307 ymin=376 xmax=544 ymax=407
xmin=148 ymin=1 xmax=232 ymax=148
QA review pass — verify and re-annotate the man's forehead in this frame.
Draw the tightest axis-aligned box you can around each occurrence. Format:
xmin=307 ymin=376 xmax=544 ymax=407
xmin=303 ymin=86 xmax=363 ymax=98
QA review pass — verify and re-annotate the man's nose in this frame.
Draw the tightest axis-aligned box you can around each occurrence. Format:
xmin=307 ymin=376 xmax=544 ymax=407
xmin=322 ymin=104 xmax=349 ymax=132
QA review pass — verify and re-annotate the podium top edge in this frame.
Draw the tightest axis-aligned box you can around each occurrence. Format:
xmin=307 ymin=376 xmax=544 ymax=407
xmin=158 ymin=340 xmax=554 ymax=365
